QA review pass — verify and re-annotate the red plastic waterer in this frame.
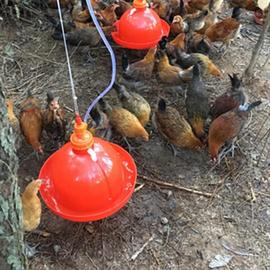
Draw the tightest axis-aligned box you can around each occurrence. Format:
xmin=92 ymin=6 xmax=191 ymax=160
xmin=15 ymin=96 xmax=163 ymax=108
xmin=38 ymin=115 xmax=137 ymax=222
xmin=111 ymin=0 xmax=170 ymax=49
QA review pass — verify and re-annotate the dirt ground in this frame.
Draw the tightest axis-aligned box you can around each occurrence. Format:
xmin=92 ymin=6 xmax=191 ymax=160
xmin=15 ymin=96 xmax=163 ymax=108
xmin=0 ymin=5 xmax=270 ymax=270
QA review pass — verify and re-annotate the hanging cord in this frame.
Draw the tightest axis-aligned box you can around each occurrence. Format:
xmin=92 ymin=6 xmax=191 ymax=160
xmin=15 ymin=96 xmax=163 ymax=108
xmin=83 ymin=0 xmax=117 ymax=122
xmin=56 ymin=0 xmax=80 ymax=115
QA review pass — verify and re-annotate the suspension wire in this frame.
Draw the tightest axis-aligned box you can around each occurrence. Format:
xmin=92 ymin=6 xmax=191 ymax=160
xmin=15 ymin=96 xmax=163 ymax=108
xmin=56 ymin=0 xmax=80 ymax=115
xmin=83 ymin=0 xmax=117 ymax=122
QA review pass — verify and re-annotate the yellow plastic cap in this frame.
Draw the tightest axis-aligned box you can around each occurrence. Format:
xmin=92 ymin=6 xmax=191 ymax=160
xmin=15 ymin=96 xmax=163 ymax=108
xmin=70 ymin=115 xmax=94 ymax=151
xmin=133 ymin=0 xmax=147 ymax=9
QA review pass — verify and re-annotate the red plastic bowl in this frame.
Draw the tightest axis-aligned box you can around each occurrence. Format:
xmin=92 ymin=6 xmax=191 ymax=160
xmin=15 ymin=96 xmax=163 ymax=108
xmin=39 ymin=138 xmax=137 ymax=222
xmin=112 ymin=6 xmax=170 ymax=49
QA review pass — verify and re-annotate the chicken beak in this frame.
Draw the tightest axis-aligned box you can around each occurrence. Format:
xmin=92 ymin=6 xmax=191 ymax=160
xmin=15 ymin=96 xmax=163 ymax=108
xmin=172 ymin=17 xmax=178 ymax=24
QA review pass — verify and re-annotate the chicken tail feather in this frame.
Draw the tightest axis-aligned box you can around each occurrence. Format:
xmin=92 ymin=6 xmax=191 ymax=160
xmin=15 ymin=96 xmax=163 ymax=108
xmin=122 ymin=51 xmax=129 ymax=72
xmin=158 ymin=98 xmax=166 ymax=112
xmin=52 ymin=31 xmax=64 ymax=41
xmin=239 ymin=100 xmax=262 ymax=112
xmin=228 ymin=73 xmax=242 ymax=90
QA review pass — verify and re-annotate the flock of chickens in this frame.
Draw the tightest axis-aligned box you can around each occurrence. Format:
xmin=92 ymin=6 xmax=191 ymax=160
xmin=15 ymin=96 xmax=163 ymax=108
xmin=5 ymin=0 xmax=265 ymax=232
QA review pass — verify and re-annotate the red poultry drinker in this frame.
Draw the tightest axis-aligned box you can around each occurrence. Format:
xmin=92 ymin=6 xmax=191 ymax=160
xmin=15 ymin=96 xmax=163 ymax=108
xmin=39 ymin=115 xmax=137 ymax=222
xmin=111 ymin=0 xmax=170 ymax=49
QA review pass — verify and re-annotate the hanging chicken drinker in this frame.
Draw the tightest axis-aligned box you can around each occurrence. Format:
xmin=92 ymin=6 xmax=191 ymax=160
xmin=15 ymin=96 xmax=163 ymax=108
xmin=111 ymin=0 xmax=170 ymax=49
xmin=39 ymin=116 xmax=137 ymax=222
xmin=38 ymin=0 xmax=137 ymax=222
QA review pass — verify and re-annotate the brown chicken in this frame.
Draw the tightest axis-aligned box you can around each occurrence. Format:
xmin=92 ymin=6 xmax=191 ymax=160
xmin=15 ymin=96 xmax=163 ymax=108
xmin=187 ymin=0 xmax=209 ymax=11
xmin=151 ymin=0 xmax=171 ymax=20
xmin=228 ymin=0 xmax=258 ymax=11
xmin=175 ymin=51 xmax=221 ymax=76
xmin=20 ymin=91 xmax=43 ymax=154
xmin=89 ymin=0 xmax=105 ymax=10
xmin=152 ymin=99 xmax=203 ymax=154
xmin=195 ymin=0 xmax=222 ymax=33
xmin=187 ymin=32 xmax=212 ymax=55
xmin=210 ymin=73 xmax=247 ymax=119
xmin=168 ymin=32 xmax=186 ymax=51
xmin=208 ymin=0 xmax=224 ymax=12
xmin=175 ymin=0 xmax=197 ymax=14
xmin=72 ymin=0 xmax=90 ymax=23
xmin=113 ymin=82 xmax=151 ymax=127
xmin=43 ymin=92 xmax=67 ymax=147
xmin=205 ymin=7 xmax=241 ymax=49
xmin=21 ymin=179 xmax=42 ymax=231
xmin=52 ymin=27 xmax=101 ymax=46
xmin=157 ymin=50 xmax=193 ymax=84
xmin=193 ymin=53 xmax=221 ymax=76
xmin=184 ymin=10 xmax=209 ymax=32
xmin=6 ymin=99 xmax=22 ymax=150
xmin=187 ymin=0 xmax=223 ymax=12
xmin=208 ymin=101 xmax=261 ymax=162
xmin=122 ymin=47 xmax=157 ymax=81
xmin=185 ymin=63 xmax=210 ymax=142
xmin=45 ymin=9 xmax=75 ymax=33
xmin=95 ymin=3 xmax=119 ymax=26
xmin=99 ymin=99 xmax=149 ymax=142
xmin=6 ymin=99 xmax=19 ymax=129
xmin=196 ymin=11 xmax=217 ymax=34
xmin=169 ymin=0 xmax=182 ymax=19
xmin=170 ymin=15 xmax=188 ymax=36
xmin=74 ymin=21 xmax=93 ymax=29
xmin=159 ymin=34 xmax=186 ymax=58
xmin=115 ymin=0 xmax=132 ymax=17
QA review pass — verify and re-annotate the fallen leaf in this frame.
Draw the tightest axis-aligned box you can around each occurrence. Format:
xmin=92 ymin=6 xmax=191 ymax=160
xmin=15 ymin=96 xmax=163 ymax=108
xmin=209 ymin=254 xmax=233 ymax=269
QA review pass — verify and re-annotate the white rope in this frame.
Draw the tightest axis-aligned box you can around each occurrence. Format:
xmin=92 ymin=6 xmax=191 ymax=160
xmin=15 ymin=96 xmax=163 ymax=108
xmin=56 ymin=0 xmax=79 ymax=115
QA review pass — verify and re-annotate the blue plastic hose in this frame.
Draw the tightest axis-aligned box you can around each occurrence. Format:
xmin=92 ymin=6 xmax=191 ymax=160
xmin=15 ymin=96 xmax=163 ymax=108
xmin=83 ymin=0 xmax=117 ymax=122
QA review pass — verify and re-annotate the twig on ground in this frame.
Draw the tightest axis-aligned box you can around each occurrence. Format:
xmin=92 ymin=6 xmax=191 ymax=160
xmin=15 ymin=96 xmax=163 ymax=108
xmin=221 ymin=242 xmax=254 ymax=256
xmin=30 ymin=230 xmax=51 ymax=237
xmin=130 ymin=235 xmax=154 ymax=261
xmin=256 ymin=128 xmax=270 ymax=166
xmin=134 ymin=183 xmax=145 ymax=193
xmin=47 ymin=42 xmax=57 ymax=58
xmin=150 ymin=249 xmax=160 ymax=266
xmin=63 ymin=105 xmax=74 ymax=113
xmin=139 ymin=175 xmax=214 ymax=198
xmin=248 ymin=182 xmax=256 ymax=203
xmin=256 ymin=191 xmax=270 ymax=198
xmin=162 ymin=226 xmax=170 ymax=248
xmin=16 ymin=49 xmax=62 ymax=65
xmin=7 ymin=73 xmax=45 ymax=91
xmin=85 ymin=252 xmax=100 ymax=270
